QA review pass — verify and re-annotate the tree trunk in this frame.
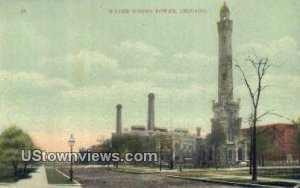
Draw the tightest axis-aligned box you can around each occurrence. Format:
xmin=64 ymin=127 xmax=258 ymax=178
xmin=24 ymin=163 xmax=28 ymax=176
xmin=13 ymin=163 xmax=18 ymax=177
xmin=262 ymin=155 xmax=264 ymax=167
xmin=249 ymin=126 xmax=253 ymax=175
xmin=252 ymin=120 xmax=257 ymax=181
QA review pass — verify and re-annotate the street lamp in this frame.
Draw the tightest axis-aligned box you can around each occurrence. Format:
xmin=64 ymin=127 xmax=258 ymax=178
xmin=68 ymin=134 xmax=75 ymax=181
xmin=108 ymin=141 xmax=112 ymax=168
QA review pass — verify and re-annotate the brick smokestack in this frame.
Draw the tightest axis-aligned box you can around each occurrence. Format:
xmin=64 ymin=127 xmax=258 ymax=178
xmin=116 ymin=104 xmax=122 ymax=136
xmin=196 ymin=127 xmax=201 ymax=137
xmin=147 ymin=93 xmax=155 ymax=130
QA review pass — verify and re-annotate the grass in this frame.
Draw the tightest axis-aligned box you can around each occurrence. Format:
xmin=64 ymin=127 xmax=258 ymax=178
xmin=172 ymin=170 xmax=249 ymax=178
xmin=115 ymin=167 xmax=158 ymax=173
xmin=212 ymin=177 xmax=297 ymax=187
xmin=171 ymin=170 xmax=299 ymax=187
xmin=268 ymin=173 xmax=300 ymax=180
xmin=45 ymin=168 xmax=75 ymax=184
xmin=0 ymin=176 xmax=18 ymax=183
xmin=113 ymin=165 xmax=172 ymax=173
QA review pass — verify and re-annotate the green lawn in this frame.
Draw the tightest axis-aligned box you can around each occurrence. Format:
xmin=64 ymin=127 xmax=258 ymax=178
xmin=171 ymin=170 xmax=299 ymax=187
xmin=45 ymin=168 xmax=75 ymax=184
xmin=114 ymin=165 xmax=162 ymax=173
xmin=212 ymin=177 xmax=297 ymax=187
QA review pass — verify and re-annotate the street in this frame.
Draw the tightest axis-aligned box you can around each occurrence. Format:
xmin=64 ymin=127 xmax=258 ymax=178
xmin=60 ymin=167 xmax=240 ymax=188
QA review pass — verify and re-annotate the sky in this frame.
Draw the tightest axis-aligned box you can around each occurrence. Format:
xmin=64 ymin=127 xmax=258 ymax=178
xmin=0 ymin=0 xmax=299 ymax=151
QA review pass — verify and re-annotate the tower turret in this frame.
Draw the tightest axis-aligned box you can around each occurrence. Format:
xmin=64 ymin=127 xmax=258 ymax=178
xmin=217 ymin=1 xmax=233 ymax=102
xmin=220 ymin=2 xmax=230 ymax=21
xmin=210 ymin=2 xmax=243 ymax=166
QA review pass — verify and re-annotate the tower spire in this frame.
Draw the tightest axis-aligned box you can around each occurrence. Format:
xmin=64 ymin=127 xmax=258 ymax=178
xmin=210 ymin=3 xmax=243 ymax=166
xmin=217 ymin=2 xmax=233 ymax=102
xmin=220 ymin=1 xmax=230 ymax=21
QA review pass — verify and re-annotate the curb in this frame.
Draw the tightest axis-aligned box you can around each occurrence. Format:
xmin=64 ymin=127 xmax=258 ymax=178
xmin=167 ymin=175 xmax=285 ymax=188
xmin=55 ymin=169 xmax=82 ymax=186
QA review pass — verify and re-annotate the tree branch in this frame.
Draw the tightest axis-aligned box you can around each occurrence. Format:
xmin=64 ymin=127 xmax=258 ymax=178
xmin=235 ymin=64 xmax=256 ymax=108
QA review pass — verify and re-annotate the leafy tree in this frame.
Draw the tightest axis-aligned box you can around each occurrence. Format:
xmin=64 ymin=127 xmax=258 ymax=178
xmin=0 ymin=125 xmax=37 ymax=177
xmin=111 ymin=134 xmax=145 ymax=154
xmin=91 ymin=135 xmax=158 ymax=167
xmin=292 ymin=116 xmax=300 ymax=126
xmin=78 ymin=147 xmax=90 ymax=164
xmin=256 ymin=130 xmax=275 ymax=167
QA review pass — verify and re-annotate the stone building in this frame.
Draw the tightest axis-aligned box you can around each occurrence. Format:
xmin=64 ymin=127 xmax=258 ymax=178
xmin=113 ymin=93 xmax=197 ymax=167
xmin=209 ymin=2 xmax=246 ymax=166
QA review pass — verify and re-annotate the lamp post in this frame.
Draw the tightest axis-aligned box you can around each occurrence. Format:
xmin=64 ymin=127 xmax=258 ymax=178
xmin=108 ymin=141 xmax=112 ymax=168
xmin=68 ymin=134 xmax=75 ymax=181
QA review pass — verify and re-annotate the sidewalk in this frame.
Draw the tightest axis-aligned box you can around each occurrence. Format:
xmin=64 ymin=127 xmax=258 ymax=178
xmin=0 ymin=165 xmax=82 ymax=188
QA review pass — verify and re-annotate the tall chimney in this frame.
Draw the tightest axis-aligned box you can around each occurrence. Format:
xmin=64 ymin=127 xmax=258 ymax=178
xmin=196 ymin=127 xmax=201 ymax=137
xmin=147 ymin=93 xmax=155 ymax=130
xmin=116 ymin=104 xmax=122 ymax=136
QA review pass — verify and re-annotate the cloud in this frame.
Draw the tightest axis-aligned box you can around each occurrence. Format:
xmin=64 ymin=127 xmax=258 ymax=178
xmin=36 ymin=50 xmax=119 ymax=86
xmin=118 ymin=41 xmax=162 ymax=69
xmin=1 ymin=21 xmax=49 ymax=71
xmin=66 ymin=50 xmax=118 ymax=71
xmin=236 ymin=36 xmax=299 ymax=76
xmin=172 ymin=52 xmax=212 ymax=69
xmin=169 ymin=52 xmax=218 ymax=87
xmin=120 ymin=40 xmax=162 ymax=58
xmin=0 ymin=70 xmax=73 ymax=129
xmin=235 ymin=36 xmax=300 ymax=94
xmin=0 ymin=70 xmax=72 ymax=94
xmin=234 ymin=37 xmax=300 ymax=123
xmin=171 ymin=51 xmax=217 ymax=75
xmin=66 ymin=50 xmax=119 ymax=86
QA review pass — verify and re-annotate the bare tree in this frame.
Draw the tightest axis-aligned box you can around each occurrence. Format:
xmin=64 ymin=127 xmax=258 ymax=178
xmin=235 ymin=55 xmax=270 ymax=181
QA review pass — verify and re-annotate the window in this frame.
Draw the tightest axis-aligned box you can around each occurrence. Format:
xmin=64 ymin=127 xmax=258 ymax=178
xmin=228 ymin=131 xmax=233 ymax=142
